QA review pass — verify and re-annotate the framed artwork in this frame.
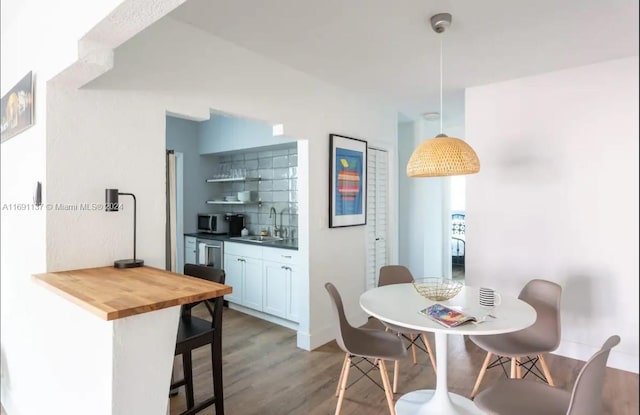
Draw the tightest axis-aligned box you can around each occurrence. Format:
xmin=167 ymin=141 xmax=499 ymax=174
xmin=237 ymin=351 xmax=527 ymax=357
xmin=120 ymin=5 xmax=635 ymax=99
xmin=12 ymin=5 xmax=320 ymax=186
xmin=1 ymin=71 xmax=34 ymax=143
xmin=329 ymin=134 xmax=367 ymax=228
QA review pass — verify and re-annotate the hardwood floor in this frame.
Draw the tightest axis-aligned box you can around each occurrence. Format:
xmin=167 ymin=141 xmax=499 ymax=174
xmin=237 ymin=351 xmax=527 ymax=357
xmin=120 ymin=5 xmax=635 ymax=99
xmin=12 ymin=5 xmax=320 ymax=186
xmin=169 ymin=305 xmax=639 ymax=415
xmin=452 ymin=263 xmax=465 ymax=280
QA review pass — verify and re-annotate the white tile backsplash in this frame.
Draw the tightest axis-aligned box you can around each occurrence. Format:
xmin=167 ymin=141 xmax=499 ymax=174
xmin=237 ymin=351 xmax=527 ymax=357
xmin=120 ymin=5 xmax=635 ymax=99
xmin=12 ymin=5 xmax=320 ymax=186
xmin=206 ymin=144 xmax=298 ymax=237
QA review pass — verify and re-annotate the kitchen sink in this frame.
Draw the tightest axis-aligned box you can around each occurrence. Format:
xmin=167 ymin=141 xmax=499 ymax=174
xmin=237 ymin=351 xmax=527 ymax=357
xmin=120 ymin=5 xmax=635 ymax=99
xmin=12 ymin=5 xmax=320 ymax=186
xmin=229 ymin=235 xmax=284 ymax=243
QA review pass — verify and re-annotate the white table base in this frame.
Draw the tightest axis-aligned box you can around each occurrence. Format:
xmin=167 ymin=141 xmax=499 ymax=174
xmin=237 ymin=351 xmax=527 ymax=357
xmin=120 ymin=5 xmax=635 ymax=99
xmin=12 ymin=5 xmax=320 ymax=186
xmin=395 ymin=331 xmax=483 ymax=415
xmin=395 ymin=390 xmax=483 ymax=415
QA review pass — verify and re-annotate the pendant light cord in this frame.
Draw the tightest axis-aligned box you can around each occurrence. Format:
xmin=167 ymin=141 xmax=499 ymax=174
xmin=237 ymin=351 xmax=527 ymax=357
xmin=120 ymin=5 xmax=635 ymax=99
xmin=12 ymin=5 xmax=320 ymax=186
xmin=439 ymin=34 xmax=443 ymax=134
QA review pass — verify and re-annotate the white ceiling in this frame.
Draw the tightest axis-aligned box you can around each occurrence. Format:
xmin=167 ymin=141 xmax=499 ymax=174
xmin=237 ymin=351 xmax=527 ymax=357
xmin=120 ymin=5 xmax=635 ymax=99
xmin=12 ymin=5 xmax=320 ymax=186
xmin=5 ymin=0 xmax=636 ymax=121
xmin=168 ymin=0 xmax=639 ymax=121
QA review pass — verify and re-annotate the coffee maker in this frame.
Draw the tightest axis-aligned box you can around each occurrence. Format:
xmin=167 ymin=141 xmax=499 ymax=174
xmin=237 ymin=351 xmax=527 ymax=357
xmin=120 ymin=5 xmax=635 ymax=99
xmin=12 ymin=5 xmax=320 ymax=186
xmin=225 ymin=214 xmax=245 ymax=237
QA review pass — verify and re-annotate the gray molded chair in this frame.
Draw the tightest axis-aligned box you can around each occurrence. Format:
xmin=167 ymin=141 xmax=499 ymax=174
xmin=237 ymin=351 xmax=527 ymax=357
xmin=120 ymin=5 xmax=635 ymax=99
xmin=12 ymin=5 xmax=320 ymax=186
xmin=469 ymin=279 xmax=562 ymax=398
xmin=475 ymin=335 xmax=620 ymax=415
xmin=378 ymin=265 xmax=437 ymax=392
xmin=325 ymin=282 xmax=408 ymax=415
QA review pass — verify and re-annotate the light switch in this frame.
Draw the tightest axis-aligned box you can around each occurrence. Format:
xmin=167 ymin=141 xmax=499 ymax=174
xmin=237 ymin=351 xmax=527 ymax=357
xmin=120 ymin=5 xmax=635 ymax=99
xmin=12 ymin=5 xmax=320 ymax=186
xmin=33 ymin=181 xmax=42 ymax=206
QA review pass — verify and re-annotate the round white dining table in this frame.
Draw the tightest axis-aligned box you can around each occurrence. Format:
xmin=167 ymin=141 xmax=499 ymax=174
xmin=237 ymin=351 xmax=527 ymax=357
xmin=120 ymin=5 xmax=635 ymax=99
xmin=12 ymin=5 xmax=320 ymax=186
xmin=360 ymin=283 xmax=536 ymax=415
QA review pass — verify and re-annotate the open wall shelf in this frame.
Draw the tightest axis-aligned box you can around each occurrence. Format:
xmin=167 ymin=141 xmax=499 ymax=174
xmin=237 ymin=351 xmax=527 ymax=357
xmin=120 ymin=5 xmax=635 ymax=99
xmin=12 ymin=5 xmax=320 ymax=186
xmin=206 ymin=200 xmax=261 ymax=206
xmin=206 ymin=176 xmax=262 ymax=207
xmin=205 ymin=177 xmax=261 ymax=183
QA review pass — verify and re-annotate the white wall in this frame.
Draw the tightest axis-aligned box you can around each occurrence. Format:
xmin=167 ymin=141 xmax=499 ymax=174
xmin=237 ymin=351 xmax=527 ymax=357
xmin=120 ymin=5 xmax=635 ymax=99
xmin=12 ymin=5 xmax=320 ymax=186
xmin=1 ymin=1 xmax=129 ymax=414
xmin=397 ymin=121 xmax=416 ymax=269
xmin=466 ymin=56 xmax=639 ymax=372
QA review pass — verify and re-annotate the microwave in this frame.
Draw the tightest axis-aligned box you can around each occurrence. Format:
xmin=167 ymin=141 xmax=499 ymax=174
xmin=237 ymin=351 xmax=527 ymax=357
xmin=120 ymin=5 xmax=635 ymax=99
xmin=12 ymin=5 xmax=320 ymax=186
xmin=197 ymin=213 xmax=228 ymax=234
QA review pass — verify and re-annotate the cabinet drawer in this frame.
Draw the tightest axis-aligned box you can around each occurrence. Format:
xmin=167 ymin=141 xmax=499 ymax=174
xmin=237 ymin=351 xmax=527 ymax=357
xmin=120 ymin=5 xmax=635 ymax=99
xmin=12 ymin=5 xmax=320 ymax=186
xmin=224 ymin=241 xmax=263 ymax=258
xmin=262 ymin=247 xmax=298 ymax=264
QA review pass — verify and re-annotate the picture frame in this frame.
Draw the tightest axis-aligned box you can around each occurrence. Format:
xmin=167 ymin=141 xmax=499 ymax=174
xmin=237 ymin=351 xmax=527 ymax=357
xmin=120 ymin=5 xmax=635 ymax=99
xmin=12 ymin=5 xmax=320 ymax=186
xmin=329 ymin=134 xmax=367 ymax=228
xmin=1 ymin=71 xmax=34 ymax=143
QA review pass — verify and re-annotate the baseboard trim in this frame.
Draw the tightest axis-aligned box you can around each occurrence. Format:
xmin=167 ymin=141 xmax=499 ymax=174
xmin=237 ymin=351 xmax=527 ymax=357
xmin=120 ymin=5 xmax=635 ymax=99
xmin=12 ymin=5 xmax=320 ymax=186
xmin=227 ymin=303 xmax=299 ymax=331
xmin=554 ymin=339 xmax=638 ymax=374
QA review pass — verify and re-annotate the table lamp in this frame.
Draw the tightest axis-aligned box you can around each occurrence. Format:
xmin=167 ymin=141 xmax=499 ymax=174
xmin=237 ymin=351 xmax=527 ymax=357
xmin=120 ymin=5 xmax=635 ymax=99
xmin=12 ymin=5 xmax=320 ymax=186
xmin=105 ymin=188 xmax=144 ymax=268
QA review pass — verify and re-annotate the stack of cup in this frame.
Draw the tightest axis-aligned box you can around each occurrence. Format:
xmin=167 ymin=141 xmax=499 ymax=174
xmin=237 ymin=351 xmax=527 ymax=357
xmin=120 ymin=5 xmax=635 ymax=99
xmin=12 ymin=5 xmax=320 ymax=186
xmin=479 ymin=287 xmax=502 ymax=308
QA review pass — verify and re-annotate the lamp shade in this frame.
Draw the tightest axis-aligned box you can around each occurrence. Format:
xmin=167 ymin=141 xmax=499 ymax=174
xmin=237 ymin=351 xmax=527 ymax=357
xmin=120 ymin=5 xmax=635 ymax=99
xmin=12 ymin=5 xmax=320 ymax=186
xmin=105 ymin=189 xmax=119 ymax=211
xmin=406 ymin=134 xmax=480 ymax=177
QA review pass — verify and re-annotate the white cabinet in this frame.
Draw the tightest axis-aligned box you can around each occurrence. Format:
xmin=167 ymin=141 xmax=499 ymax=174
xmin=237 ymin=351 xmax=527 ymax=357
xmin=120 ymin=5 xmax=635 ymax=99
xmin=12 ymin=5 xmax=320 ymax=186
xmin=262 ymin=261 xmax=288 ymax=318
xmin=223 ymin=253 xmax=244 ymax=304
xmin=241 ymin=256 xmax=263 ymax=311
xmin=185 ymin=236 xmax=197 ymax=266
xmin=263 ymin=248 xmax=300 ymax=323
xmin=224 ymin=242 xmax=264 ymax=312
xmin=224 ymin=242 xmax=299 ymax=323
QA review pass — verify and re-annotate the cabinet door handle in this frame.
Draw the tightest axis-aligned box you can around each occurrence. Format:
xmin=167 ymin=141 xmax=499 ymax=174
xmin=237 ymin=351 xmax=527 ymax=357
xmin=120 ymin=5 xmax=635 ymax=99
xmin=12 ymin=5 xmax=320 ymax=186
xmin=281 ymin=255 xmax=292 ymax=259
xmin=237 ymin=258 xmax=245 ymax=263
xmin=281 ymin=265 xmax=291 ymax=271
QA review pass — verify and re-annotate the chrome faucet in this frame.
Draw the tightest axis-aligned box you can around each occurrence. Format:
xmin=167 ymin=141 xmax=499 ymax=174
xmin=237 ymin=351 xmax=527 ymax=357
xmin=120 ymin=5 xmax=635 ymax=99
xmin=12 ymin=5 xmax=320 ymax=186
xmin=269 ymin=207 xmax=279 ymax=237
xmin=280 ymin=207 xmax=290 ymax=239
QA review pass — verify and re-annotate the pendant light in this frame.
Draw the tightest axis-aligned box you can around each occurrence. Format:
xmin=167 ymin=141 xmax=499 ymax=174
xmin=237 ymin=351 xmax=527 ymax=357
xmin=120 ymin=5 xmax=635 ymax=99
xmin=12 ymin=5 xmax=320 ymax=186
xmin=406 ymin=13 xmax=480 ymax=178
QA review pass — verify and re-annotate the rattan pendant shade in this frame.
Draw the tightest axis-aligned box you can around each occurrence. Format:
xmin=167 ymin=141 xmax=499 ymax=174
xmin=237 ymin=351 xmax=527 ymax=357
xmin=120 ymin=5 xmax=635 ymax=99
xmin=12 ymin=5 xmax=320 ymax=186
xmin=407 ymin=133 xmax=480 ymax=177
xmin=407 ymin=12 xmax=481 ymax=178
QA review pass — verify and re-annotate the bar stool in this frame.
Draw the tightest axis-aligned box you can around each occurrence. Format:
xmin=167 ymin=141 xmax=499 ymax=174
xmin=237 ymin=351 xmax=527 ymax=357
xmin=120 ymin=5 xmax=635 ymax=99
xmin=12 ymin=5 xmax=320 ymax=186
xmin=171 ymin=264 xmax=225 ymax=414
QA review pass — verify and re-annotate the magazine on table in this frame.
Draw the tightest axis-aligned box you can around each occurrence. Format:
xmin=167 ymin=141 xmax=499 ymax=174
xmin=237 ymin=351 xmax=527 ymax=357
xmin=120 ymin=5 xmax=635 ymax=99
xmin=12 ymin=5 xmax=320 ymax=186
xmin=419 ymin=303 xmax=477 ymax=328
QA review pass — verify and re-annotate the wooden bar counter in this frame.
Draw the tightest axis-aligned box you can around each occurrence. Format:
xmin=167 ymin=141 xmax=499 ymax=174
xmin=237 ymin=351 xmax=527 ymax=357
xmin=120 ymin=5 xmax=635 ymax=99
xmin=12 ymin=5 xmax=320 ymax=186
xmin=32 ymin=265 xmax=232 ymax=415
xmin=34 ymin=265 xmax=232 ymax=320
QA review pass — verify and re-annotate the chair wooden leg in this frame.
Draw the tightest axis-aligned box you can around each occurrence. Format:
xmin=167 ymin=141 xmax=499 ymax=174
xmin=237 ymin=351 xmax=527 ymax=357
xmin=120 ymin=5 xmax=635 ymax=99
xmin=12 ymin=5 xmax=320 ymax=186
xmin=336 ymin=353 xmax=350 ymax=397
xmin=516 ymin=357 xmax=523 ymax=379
xmin=335 ymin=356 xmax=351 ymax=415
xmin=538 ymin=354 xmax=555 ymax=386
xmin=182 ymin=352 xmax=195 ymax=409
xmin=422 ymin=333 xmax=437 ymax=372
xmin=470 ymin=352 xmax=492 ymax=399
xmin=410 ymin=334 xmax=417 ymax=364
xmin=378 ymin=360 xmax=396 ymax=415
xmin=510 ymin=357 xmax=517 ymax=378
xmin=393 ymin=360 xmax=399 ymax=393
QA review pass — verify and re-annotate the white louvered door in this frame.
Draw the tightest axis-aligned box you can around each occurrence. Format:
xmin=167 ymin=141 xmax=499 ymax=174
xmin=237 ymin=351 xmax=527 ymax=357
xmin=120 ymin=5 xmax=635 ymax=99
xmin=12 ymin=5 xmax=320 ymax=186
xmin=366 ymin=147 xmax=389 ymax=290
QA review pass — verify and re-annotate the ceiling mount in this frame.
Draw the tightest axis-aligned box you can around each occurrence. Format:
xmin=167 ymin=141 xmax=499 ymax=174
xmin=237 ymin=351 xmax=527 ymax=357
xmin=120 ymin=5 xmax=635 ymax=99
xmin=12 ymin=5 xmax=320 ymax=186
xmin=422 ymin=112 xmax=440 ymax=121
xmin=430 ymin=13 xmax=452 ymax=34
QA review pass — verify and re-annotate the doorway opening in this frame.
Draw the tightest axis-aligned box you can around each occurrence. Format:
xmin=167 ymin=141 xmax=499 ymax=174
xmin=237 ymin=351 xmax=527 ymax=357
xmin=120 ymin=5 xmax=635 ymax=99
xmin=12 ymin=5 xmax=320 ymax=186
xmin=450 ymin=176 xmax=465 ymax=280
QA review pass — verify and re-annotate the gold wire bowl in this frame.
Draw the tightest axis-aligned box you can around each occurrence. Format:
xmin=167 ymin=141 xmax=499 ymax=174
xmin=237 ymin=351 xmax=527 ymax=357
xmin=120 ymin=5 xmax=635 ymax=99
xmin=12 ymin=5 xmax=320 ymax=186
xmin=413 ymin=278 xmax=463 ymax=301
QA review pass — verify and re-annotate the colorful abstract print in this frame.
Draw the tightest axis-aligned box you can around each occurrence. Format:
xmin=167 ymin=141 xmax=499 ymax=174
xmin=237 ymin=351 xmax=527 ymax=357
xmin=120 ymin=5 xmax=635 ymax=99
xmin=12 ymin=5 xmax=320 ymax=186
xmin=335 ymin=147 xmax=363 ymax=216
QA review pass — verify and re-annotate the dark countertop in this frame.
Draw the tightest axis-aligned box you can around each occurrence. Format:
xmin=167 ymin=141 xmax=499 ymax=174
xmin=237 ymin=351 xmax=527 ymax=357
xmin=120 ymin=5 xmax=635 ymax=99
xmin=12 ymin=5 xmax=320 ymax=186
xmin=184 ymin=233 xmax=298 ymax=251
